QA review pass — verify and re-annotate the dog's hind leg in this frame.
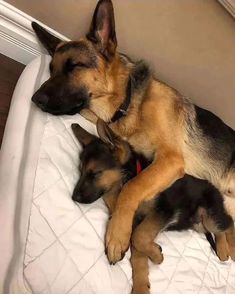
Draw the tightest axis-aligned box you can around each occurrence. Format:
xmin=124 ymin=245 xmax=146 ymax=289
xmin=131 ymin=211 xmax=164 ymax=264
xmin=131 ymin=246 xmax=150 ymax=294
xmin=215 ymin=224 xmax=235 ymax=262
xmin=200 ymin=207 xmax=234 ymax=261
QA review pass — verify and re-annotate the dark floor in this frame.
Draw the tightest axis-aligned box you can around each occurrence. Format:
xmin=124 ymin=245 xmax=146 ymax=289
xmin=0 ymin=53 xmax=25 ymax=147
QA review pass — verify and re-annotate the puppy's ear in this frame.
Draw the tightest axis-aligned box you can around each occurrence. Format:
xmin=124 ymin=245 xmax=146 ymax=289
xmin=32 ymin=22 xmax=61 ymax=56
xmin=96 ymin=118 xmax=118 ymax=147
xmin=86 ymin=0 xmax=117 ymax=60
xmin=97 ymin=119 xmax=130 ymax=164
xmin=71 ymin=123 xmax=96 ymax=146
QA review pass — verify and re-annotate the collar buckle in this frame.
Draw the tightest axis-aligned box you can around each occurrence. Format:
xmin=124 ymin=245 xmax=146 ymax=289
xmin=119 ymin=109 xmax=127 ymax=115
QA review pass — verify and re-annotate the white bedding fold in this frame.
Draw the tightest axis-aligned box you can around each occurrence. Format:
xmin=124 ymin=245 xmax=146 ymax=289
xmin=0 ymin=55 xmax=48 ymax=294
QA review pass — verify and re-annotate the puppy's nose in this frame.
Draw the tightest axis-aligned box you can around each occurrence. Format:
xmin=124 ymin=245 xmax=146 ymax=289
xmin=72 ymin=195 xmax=77 ymax=202
xmin=32 ymin=92 xmax=48 ymax=107
xmin=72 ymin=191 xmax=81 ymax=202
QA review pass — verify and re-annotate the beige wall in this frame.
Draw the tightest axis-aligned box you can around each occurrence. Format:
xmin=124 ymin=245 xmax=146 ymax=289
xmin=6 ymin=0 xmax=235 ymax=128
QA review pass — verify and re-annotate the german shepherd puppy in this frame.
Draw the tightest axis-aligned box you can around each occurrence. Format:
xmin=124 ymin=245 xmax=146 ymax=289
xmin=71 ymin=120 xmax=235 ymax=294
xmin=31 ymin=0 xmax=235 ymax=263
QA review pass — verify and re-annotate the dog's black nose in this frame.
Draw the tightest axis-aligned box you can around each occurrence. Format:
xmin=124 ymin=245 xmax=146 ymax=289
xmin=32 ymin=92 xmax=48 ymax=107
xmin=72 ymin=191 xmax=81 ymax=203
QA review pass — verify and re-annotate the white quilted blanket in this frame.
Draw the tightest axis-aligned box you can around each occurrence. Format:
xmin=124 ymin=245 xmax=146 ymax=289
xmin=1 ymin=56 xmax=235 ymax=294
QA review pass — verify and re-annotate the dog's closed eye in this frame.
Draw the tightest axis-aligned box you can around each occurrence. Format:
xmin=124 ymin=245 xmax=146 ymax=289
xmin=64 ymin=59 xmax=89 ymax=73
xmin=89 ymin=170 xmax=102 ymax=179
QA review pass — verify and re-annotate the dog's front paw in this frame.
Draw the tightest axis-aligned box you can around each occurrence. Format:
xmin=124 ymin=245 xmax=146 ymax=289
xmin=105 ymin=216 xmax=131 ymax=264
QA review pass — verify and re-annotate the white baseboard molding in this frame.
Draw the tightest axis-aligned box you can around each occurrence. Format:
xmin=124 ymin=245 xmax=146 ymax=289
xmin=0 ymin=0 xmax=69 ymax=64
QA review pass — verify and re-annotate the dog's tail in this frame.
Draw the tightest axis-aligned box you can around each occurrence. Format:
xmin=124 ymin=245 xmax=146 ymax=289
xmin=205 ymin=232 xmax=217 ymax=253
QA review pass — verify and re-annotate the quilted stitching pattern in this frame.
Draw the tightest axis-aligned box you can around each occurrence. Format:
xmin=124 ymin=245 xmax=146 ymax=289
xmin=24 ymin=114 xmax=235 ymax=294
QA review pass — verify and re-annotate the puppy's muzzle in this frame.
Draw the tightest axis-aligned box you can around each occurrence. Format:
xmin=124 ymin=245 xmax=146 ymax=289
xmin=32 ymin=92 xmax=48 ymax=110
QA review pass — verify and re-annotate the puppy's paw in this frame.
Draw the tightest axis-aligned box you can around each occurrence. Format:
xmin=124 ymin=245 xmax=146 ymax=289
xmin=217 ymin=243 xmax=229 ymax=261
xmin=228 ymin=245 xmax=235 ymax=261
xmin=132 ymin=283 xmax=150 ymax=294
xmin=148 ymin=243 xmax=164 ymax=264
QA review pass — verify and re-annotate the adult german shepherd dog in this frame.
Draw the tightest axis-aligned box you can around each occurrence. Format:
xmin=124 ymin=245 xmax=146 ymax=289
xmin=31 ymin=0 xmax=235 ymax=264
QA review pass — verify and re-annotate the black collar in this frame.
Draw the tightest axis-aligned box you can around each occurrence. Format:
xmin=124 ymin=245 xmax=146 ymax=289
xmin=110 ymin=77 xmax=132 ymax=123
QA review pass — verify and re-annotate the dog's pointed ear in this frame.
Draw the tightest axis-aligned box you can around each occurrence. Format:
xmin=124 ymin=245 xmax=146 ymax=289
xmin=96 ymin=119 xmax=118 ymax=147
xmin=71 ymin=123 xmax=96 ymax=146
xmin=86 ymin=0 xmax=117 ymax=60
xmin=32 ymin=22 xmax=61 ymax=56
xmin=97 ymin=119 xmax=130 ymax=164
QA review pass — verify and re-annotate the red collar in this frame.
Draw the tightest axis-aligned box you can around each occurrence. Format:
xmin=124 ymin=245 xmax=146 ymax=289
xmin=136 ymin=159 xmax=142 ymax=174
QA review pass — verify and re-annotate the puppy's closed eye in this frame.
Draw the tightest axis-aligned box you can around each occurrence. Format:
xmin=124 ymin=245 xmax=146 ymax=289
xmin=88 ymin=170 xmax=103 ymax=179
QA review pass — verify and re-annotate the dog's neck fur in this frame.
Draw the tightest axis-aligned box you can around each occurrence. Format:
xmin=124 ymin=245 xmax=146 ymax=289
xmin=110 ymin=59 xmax=151 ymax=140
xmin=89 ymin=53 xmax=152 ymax=131
xmin=89 ymin=53 xmax=131 ymax=122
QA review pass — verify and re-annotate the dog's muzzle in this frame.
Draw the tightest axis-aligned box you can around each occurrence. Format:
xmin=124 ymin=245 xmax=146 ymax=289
xmin=32 ymin=92 xmax=87 ymax=115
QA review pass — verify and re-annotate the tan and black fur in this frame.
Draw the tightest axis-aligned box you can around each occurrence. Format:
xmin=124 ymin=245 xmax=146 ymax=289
xmin=71 ymin=121 xmax=235 ymax=294
xmin=31 ymin=0 xmax=235 ymax=264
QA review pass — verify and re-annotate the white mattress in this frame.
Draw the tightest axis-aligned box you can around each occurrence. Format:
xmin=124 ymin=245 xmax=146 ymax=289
xmin=1 ymin=55 xmax=235 ymax=294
